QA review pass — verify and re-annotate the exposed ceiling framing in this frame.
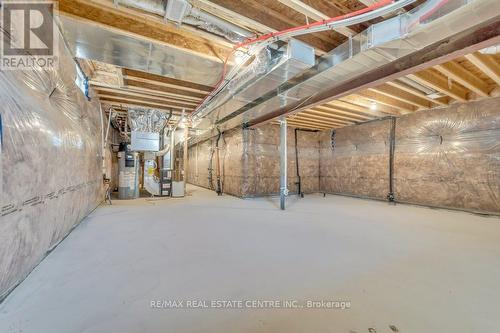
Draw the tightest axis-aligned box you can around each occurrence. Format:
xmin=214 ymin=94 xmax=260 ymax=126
xmin=83 ymin=59 xmax=209 ymax=116
xmin=281 ymin=52 xmax=500 ymax=130
xmin=63 ymin=0 xmax=499 ymax=133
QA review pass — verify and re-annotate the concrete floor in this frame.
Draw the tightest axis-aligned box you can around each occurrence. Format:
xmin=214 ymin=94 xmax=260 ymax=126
xmin=1 ymin=185 xmax=500 ymax=333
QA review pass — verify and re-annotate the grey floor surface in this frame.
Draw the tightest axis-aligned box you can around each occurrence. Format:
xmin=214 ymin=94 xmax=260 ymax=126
xmin=1 ymin=185 xmax=500 ymax=333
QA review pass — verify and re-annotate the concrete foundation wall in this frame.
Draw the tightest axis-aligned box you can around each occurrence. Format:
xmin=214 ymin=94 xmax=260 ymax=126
xmin=320 ymin=97 xmax=500 ymax=213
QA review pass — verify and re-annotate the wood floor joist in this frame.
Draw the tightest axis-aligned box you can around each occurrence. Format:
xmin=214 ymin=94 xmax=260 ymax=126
xmin=385 ymin=80 xmax=449 ymax=106
xmin=307 ymin=108 xmax=369 ymax=122
xmin=124 ymin=79 xmax=208 ymax=100
xmin=408 ymin=71 xmax=469 ymax=102
xmin=324 ymin=100 xmax=386 ymax=117
xmin=279 ymin=120 xmax=329 ymax=130
xmin=289 ymin=115 xmax=348 ymax=127
xmin=313 ymin=105 xmax=374 ymax=120
xmin=206 ymin=0 xmax=343 ymax=52
xmin=96 ymin=92 xmax=198 ymax=110
xmin=434 ymin=61 xmax=491 ymax=97
xmin=94 ymin=87 xmax=201 ymax=105
xmin=356 ymin=91 xmax=416 ymax=113
xmin=295 ymin=112 xmax=354 ymax=125
xmin=100 ymin=99 xmax=189 ymax=113
xmin=122 ymin=69 xmax=214 ymax=93
xmin=286 ymin=118 xmax=336 ymax=129
xmin=277 ymin=0 xmax=357 ymax=37
xmin=58 ymin=0 xmax=232 ymax=61
xmin=368 ymin=84 xmax=432 ymax=109
xmin=465 ymin=52 xmax=500 ymax=86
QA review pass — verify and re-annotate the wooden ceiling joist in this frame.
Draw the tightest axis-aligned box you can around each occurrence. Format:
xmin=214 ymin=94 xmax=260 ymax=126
xmin=97 ymin=92 xmax=197 ymax=109
xmin=191 ymin=0 xmax=274 ymax=34
xmin=307 ymin=108 xmax=368 ymax=122
xmin=324 ymin=100 xmax=385 ymax=117
xmin=333 ymin=97 xmax=403 ymax=117
xmin=277 ymin=0 xmax=356 ymax=37
xmin=206 ymin=0 xmax=342 ymax=52
xmin=408 ymin=70 xmax=469 ymax=102
xmin=434 ymin=61 xmax=490 ymax=97
xmin=296 ymin=112 xmax=354 ymax=125
xmin=314 ymin=105 xmax=373 ymax=120
xmin=356 ymin=90 xmax=416 ymax=113
xmin=369 ymin=84 xmax=432 ymax=109
xmin=58 ymin=0 xmax=231 ymax=61
xmin=100 ymin=97 xmax=193 ymax=112
xmin=385 ymin=80 xmax=449 ymax=106
xmin=290 ymin=115 xmax=347 ymax=127
xmin=94 ymin=87 xmax=200 ymax=105
xmin=102 ymin=100 xmax=186 ymax=113
xmin=283 ymin=121 xmax=328 ymax=130
xmin=122 ymin=68 xmax=214 ymax=94
xmin=125 ymin=79 xmax=208 ymax=99
xmin=286 ymin=118 xmax=333 ymax=130
xmin=464 ymin=52 xmax=500 ymax=86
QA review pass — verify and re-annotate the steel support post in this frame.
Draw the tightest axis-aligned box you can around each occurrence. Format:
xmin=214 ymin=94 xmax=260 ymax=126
xmin=279 ymin=116 xmax=288 ymax=210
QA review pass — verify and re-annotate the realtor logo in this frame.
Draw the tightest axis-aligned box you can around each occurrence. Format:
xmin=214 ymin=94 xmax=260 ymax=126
xmin=1 ymin=0 xmax=58 ymax=70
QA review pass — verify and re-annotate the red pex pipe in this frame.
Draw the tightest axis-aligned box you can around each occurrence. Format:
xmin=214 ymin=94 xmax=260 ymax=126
xmin=192 ymin=0 xmax=395 ymax=117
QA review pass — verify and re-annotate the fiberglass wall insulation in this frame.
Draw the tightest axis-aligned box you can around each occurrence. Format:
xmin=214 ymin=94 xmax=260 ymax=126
xmin=394 ymin=97 xmax=500 ymax=213
xmin=319 ymin=97 xmax=500 ymax=213
xmin=319 ymin=119 xmax=391 ymax=200
xmin=242 ymin=125 xmax=320 ymax=197
xmin=0 ymin=41 xmax=104 ymax=298
xmin=187 ymin=128 xmax=244 ymax=196
xmin=187 ymin=124 xmax=320 ymax=197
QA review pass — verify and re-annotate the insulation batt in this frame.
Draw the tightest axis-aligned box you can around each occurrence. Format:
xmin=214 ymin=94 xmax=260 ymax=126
xmin=187 ymin=124 xmax=320 ymax=197
xmin=189 ymin=98 xmax=499 ymax=214
xmin=0 ymin=31 xmax=105 ymax=299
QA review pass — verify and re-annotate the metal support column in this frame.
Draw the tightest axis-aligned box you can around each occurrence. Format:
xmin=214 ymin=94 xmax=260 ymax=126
xmin=279 ymin=116 xmax=288 ymax=210
xmin=183 ymin=125 xmax=189 ymax=192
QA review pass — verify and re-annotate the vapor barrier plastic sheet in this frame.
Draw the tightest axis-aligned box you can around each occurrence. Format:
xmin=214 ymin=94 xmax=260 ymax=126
xmin=0 ymin=34 xmax=104 ymax=298
xmin=186 ymin=128 xmax=244 ymax=196
xmin=394 ymin=98 xmax=500 ymax=213
xmin=187 ymin=124 xmax=320 ymax=197
xmin=242 ymin=125 xmax=320 ymax=197
xmin=320 ymin=120 xmax=391 ymax=200
xmin=319 ymin=97 xmax=500 ymax=214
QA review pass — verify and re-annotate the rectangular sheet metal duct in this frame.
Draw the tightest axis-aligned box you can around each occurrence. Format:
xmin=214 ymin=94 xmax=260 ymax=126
xmin=58 ymin=15 xmax=225 ymax=86
xmin=193 ymin=39 xmax=315 ymax=141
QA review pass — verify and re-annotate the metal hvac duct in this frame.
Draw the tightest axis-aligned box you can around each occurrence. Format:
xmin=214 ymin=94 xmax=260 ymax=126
xmin=192 ymin=39 xmax=316 ymax=141
xmin=190 ymin=0 xmax=500 ymax=142
xmin=59 ymin=15 xmax=225 ymax=86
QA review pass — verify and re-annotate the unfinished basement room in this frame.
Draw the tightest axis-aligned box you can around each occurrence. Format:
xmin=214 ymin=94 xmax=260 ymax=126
xmin=1 ymin=0 xmax=500 ymax=332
